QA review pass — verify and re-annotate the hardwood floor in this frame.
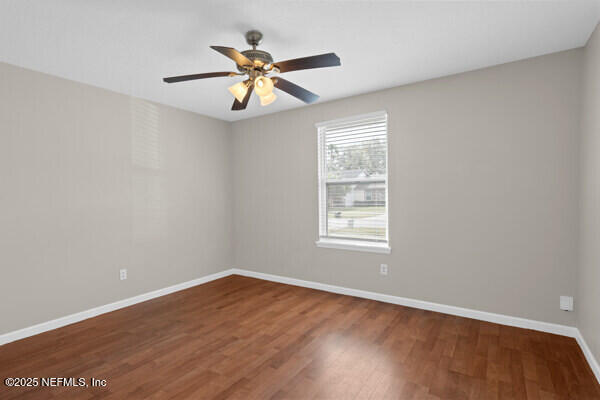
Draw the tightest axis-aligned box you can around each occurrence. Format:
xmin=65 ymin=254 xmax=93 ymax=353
xmin=1 ymin=275 xmax=598 ymax=399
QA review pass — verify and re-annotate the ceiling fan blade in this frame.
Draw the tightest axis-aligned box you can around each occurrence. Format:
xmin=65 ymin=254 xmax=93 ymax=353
xmin=163 ymin=71 xmax=236 ymax=83
xmin=210 ymin=46 xmax=253 ymax=67
xmin=274 ymin=77 xmax=319 ymax=104
xmin=232 ymin=85 xmax=254 ymax=111
xmin=273 ymin=53 xmax=340 ymax=73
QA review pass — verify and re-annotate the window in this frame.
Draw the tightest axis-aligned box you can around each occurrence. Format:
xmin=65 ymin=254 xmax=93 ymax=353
xmin=316 ymin=111 xmax=390 ymax=253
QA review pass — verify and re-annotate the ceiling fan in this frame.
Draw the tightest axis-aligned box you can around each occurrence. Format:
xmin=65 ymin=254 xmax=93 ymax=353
xmin=163 ymin=30 xmax=341 ymax=111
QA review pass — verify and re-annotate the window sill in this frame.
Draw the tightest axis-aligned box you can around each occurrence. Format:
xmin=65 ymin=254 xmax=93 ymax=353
xmin=315 ymin=239 xmax=391 ymax=254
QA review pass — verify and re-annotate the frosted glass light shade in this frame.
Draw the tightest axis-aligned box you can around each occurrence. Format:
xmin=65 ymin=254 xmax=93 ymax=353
xmin=254 ymin=76 xmax=274 ymax=97
xmin=260 ymin=92 xmax=277 ymax=106
xmin=228 ymin=81 xmax=248 ymax=102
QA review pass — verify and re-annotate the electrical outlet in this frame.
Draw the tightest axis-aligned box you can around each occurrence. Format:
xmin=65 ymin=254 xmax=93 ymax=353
xmin=560 ymin=296 xmax=573 ymax=311
xmin=380 ymin=264 xmax=388 ymax=276
xmin=120 ymin=269 xmax=127 ymax=281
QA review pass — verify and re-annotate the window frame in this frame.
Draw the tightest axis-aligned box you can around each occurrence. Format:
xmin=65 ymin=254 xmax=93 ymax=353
xmin=315 ymin=111 xmax=390 ymax=254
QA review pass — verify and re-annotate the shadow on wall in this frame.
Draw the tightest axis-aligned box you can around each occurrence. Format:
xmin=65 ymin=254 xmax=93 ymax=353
xmin=130 ymin=99 xmax=166 ymax=241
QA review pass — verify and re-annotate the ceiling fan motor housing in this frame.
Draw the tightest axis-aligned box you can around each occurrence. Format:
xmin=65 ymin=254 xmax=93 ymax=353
xmin=237 ymin=49 xmax=274 ymax=72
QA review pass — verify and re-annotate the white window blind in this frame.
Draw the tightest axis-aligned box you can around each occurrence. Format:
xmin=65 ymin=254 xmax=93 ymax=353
xmin=317 ymin=111 xmax=389 ymax=247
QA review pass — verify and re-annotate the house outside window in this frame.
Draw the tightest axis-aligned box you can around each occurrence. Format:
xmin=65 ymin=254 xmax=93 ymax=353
xmin=316 ymin=111 xmax=390 ymax=254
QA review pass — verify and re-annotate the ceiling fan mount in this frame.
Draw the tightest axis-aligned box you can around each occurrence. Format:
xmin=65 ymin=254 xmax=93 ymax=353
xmin=244 ymin=29 xmax=264 ymax=48
xmin=163 ymin=30 xmax=341 ymax=111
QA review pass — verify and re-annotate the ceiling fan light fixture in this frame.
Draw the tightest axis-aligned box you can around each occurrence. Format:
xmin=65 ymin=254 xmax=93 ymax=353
xmin=260 ymin=92 xmax=277 ymax=106
xmin=228 ymin=81 xmax=248 ymax=102
xmin=254 ymin=76 xmax=274 ymax=97
xmin=163 ymin=31 xmax=340 ymax=111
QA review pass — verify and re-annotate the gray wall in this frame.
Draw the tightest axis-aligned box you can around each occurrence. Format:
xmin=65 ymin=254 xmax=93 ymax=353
xmin=0 ymin=62 xmax=233 ymax=334
xmin=0 ymin=47 xmax=588 ymax=336
xmin=579 ymin=22 xmax=600 ymax=364
xmin=232 ymin=49 xmax=583 ymax=326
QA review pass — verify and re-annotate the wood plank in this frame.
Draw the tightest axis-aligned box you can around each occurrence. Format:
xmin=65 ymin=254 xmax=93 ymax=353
xmin=0 ymin=275 xmax=598 ymax=399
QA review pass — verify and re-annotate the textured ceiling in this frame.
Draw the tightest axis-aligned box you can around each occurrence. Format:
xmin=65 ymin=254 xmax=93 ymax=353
xmin=1 ymin=0 xmax=599 ymax=121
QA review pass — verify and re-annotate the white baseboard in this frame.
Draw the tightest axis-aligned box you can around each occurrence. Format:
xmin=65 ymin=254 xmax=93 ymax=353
xmin=2 ymin=266 xmax=597 ymax=386
xmin=231 ymin=268 xmax=577 ymax=337
xmin=575 ymin=329 xmax=600 ymax=384
xmin=0 ymin=269 xmax=235 ymax=346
